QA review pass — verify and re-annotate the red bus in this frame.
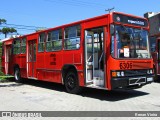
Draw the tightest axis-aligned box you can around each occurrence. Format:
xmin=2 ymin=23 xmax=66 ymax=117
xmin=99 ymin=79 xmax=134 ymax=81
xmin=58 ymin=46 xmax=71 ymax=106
xmin=150 ymin=33 xmax=160 ymax=80
xmin=1 ymin=12 xmax=154 ymax=94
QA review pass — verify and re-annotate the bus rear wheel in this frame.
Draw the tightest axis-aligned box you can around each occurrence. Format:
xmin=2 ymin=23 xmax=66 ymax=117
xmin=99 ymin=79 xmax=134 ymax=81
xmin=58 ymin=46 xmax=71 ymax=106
xmin=64 ymin=71 xmax=82 ymax=94
xmin=14 ymin=68 xmax=22 ymax=83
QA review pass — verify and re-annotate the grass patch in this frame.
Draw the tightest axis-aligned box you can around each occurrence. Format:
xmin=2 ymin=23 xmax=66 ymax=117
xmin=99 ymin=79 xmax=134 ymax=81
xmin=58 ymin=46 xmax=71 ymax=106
xmin=0 ymin=76 xmax=14 ymax=83
xmin=0 ymin=71 xmax=5 ymax=76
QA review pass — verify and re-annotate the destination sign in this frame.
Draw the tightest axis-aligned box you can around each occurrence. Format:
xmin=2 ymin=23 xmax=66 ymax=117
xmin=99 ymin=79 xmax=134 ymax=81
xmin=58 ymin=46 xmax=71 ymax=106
xmin=113 ymin=13 xmax=148 ymax=27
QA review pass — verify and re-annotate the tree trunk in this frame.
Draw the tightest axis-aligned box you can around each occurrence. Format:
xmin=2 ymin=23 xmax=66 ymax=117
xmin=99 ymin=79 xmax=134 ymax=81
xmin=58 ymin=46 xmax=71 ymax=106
xmin=5 ymin=33 xmax=7 ymax=38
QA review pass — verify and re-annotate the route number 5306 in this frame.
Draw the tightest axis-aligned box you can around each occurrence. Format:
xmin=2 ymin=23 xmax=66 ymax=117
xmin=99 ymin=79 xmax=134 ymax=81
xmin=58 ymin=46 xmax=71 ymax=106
xmin=120 ymin=62 xmax=133 ymax=69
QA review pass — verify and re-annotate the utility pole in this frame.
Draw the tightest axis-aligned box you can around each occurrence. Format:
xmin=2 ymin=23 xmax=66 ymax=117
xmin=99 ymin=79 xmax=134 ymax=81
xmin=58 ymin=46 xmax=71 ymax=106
xmin=105 ymin=7 xmax=115 ymax=13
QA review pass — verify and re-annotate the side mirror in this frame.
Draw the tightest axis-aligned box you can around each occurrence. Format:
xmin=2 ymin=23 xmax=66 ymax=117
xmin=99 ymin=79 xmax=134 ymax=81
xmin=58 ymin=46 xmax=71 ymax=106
xmin=110 ymin=25 xmax=114 ymax=35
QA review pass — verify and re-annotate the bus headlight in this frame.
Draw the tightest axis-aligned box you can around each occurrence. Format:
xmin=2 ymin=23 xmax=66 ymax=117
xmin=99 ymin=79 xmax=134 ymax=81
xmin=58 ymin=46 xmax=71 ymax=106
xmin=111 ymin=71 xmax=125 ymax=77
xmin=121 ymin=71 xmax=124 ymax=76
xmin=147 ymin=69 xmax=153 ymax=74
xmin=117 ymin=72 xmax=121 ymax=77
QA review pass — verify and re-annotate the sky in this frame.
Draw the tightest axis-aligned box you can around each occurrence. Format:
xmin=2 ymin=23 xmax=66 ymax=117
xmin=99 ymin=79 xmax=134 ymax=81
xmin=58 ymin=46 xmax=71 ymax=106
xmin=0 ymin=0 xmax=159 ymax=39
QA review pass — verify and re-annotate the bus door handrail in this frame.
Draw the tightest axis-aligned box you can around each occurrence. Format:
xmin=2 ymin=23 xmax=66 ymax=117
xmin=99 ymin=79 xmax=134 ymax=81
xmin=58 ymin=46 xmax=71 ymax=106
xmin=99 ymin=52 xmax=104 ymax=70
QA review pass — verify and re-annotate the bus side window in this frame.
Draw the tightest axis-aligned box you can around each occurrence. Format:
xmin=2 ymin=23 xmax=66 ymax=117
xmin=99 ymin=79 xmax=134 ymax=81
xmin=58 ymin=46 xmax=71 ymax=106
xmin=150 ymin=37 xmax=156 ymax=52
xmin=64 ymin=25 xmax=81 ymax=50
xmin=21 ymin=38 xmax=26 ymax=54
xmin=13 ymin=39 xmax=21 ymax=54
xmin=38 ymin=33 xmax=45 ymax=52
xmin=52 ymin=29 xmax=62 ymax=51
xmin=46 ymin=29 xmax=62 ymax=52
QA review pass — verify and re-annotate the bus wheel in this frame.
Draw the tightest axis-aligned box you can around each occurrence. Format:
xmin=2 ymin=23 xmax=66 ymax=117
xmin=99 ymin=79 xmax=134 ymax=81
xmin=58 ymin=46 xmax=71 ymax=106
xmin=64 ymin=71 xmax=82 ymax=94
xmin=14 ymin=68 xmax=22 ymax=83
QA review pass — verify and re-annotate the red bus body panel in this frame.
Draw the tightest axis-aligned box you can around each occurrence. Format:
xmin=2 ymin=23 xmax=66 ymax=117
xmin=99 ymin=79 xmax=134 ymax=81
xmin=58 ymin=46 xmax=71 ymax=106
xmin=1 ymin=12 xmax=153 ymax=90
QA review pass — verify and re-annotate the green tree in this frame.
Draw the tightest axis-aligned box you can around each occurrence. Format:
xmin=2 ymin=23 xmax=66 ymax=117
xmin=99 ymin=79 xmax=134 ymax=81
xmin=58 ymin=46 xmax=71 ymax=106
xmin=1 ymin=27 xmax=17 ymax=38
xmin=0 ymin=18 xmax=17 ymax=38
xmin=0 ymin=19 xmax=6 ymax=24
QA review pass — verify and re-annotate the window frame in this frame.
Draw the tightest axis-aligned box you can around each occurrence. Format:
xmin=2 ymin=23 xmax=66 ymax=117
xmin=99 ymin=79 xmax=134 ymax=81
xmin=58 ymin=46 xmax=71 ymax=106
xmin=64 ymin=25 xmax=81 ymax=50
xmin=46 ymin=29 xmax=62 ymax=52
xmin=110 ymin=24 xmax=151 ymax=59
xmin=13 ymin=38 xmax=21 ymax=55
xmin=38 ymin=33 xmax=45 ymax=52
xmin=21 ymin=37 xmax=26 ymax=54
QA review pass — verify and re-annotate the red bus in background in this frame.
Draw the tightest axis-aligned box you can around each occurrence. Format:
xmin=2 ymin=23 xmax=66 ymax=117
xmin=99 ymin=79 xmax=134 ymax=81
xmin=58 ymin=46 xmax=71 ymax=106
xmin=150 ymin=33 xmax=160 ymax=81
xmin=1 ymin=12 xmax=154 ymax=94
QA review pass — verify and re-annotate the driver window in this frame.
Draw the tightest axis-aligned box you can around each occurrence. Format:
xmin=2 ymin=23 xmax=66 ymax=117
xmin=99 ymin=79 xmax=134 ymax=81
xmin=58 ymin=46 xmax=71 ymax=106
xmin=119 ymin=32 xmax=131 ymax=58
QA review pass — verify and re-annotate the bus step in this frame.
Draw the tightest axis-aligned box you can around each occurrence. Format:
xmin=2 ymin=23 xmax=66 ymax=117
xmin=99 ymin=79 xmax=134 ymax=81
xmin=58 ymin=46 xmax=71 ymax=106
xmin=86 ymin=81 xmax=93 ymax=86
xmin=28 ymin=77 xmax=38 ymax=80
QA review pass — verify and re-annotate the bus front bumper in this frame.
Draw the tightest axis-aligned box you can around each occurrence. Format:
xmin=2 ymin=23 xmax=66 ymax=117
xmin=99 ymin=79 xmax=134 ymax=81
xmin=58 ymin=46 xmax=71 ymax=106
xmin=111 ymin=75 xmax=154 ymax=89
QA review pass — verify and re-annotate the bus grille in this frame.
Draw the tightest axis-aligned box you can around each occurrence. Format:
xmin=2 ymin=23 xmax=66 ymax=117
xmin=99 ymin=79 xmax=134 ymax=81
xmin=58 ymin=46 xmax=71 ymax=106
xmin=124 ymin=70 xmax=147 ymax=77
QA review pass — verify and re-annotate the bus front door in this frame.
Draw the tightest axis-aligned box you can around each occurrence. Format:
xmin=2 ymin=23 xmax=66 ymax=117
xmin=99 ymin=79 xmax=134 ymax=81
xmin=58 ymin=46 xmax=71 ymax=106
xmin=85 ymin=28 xmax=105 ymax=87
xmin=5 ymin=45 xmax=12 ymax=75
xmin=28 ymin=40 xmax=36 ymax=78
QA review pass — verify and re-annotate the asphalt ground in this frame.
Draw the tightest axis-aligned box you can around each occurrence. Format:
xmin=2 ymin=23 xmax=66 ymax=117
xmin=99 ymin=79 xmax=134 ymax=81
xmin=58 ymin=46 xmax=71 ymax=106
xmin=0 ymin=79 xmax=160 ymax=120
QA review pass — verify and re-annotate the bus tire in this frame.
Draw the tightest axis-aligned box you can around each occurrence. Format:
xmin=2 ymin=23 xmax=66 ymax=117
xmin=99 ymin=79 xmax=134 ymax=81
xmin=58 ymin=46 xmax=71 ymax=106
xmin=64 ymin=70 xmax=82 ymax=94
xmin=14 ymin=68 xmax=22 ymax=83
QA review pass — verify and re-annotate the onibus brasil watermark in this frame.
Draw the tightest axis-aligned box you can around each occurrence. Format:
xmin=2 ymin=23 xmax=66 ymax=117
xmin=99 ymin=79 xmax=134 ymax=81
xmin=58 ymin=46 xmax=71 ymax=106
xmin=0 ymin=111 xmax=160 ymax=117
xmin=2 ymin=112 xmax=42 ymax=118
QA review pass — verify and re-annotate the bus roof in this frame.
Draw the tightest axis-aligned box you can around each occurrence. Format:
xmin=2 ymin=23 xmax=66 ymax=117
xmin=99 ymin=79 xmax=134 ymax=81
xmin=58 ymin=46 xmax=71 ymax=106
xmin=1 ymin=11 xmax=148 ymax=42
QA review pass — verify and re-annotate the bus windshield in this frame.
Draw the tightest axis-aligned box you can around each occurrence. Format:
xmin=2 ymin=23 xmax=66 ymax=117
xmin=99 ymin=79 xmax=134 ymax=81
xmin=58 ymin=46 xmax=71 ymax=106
xmin=111 ymin=25 xmax=151 ymax=59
